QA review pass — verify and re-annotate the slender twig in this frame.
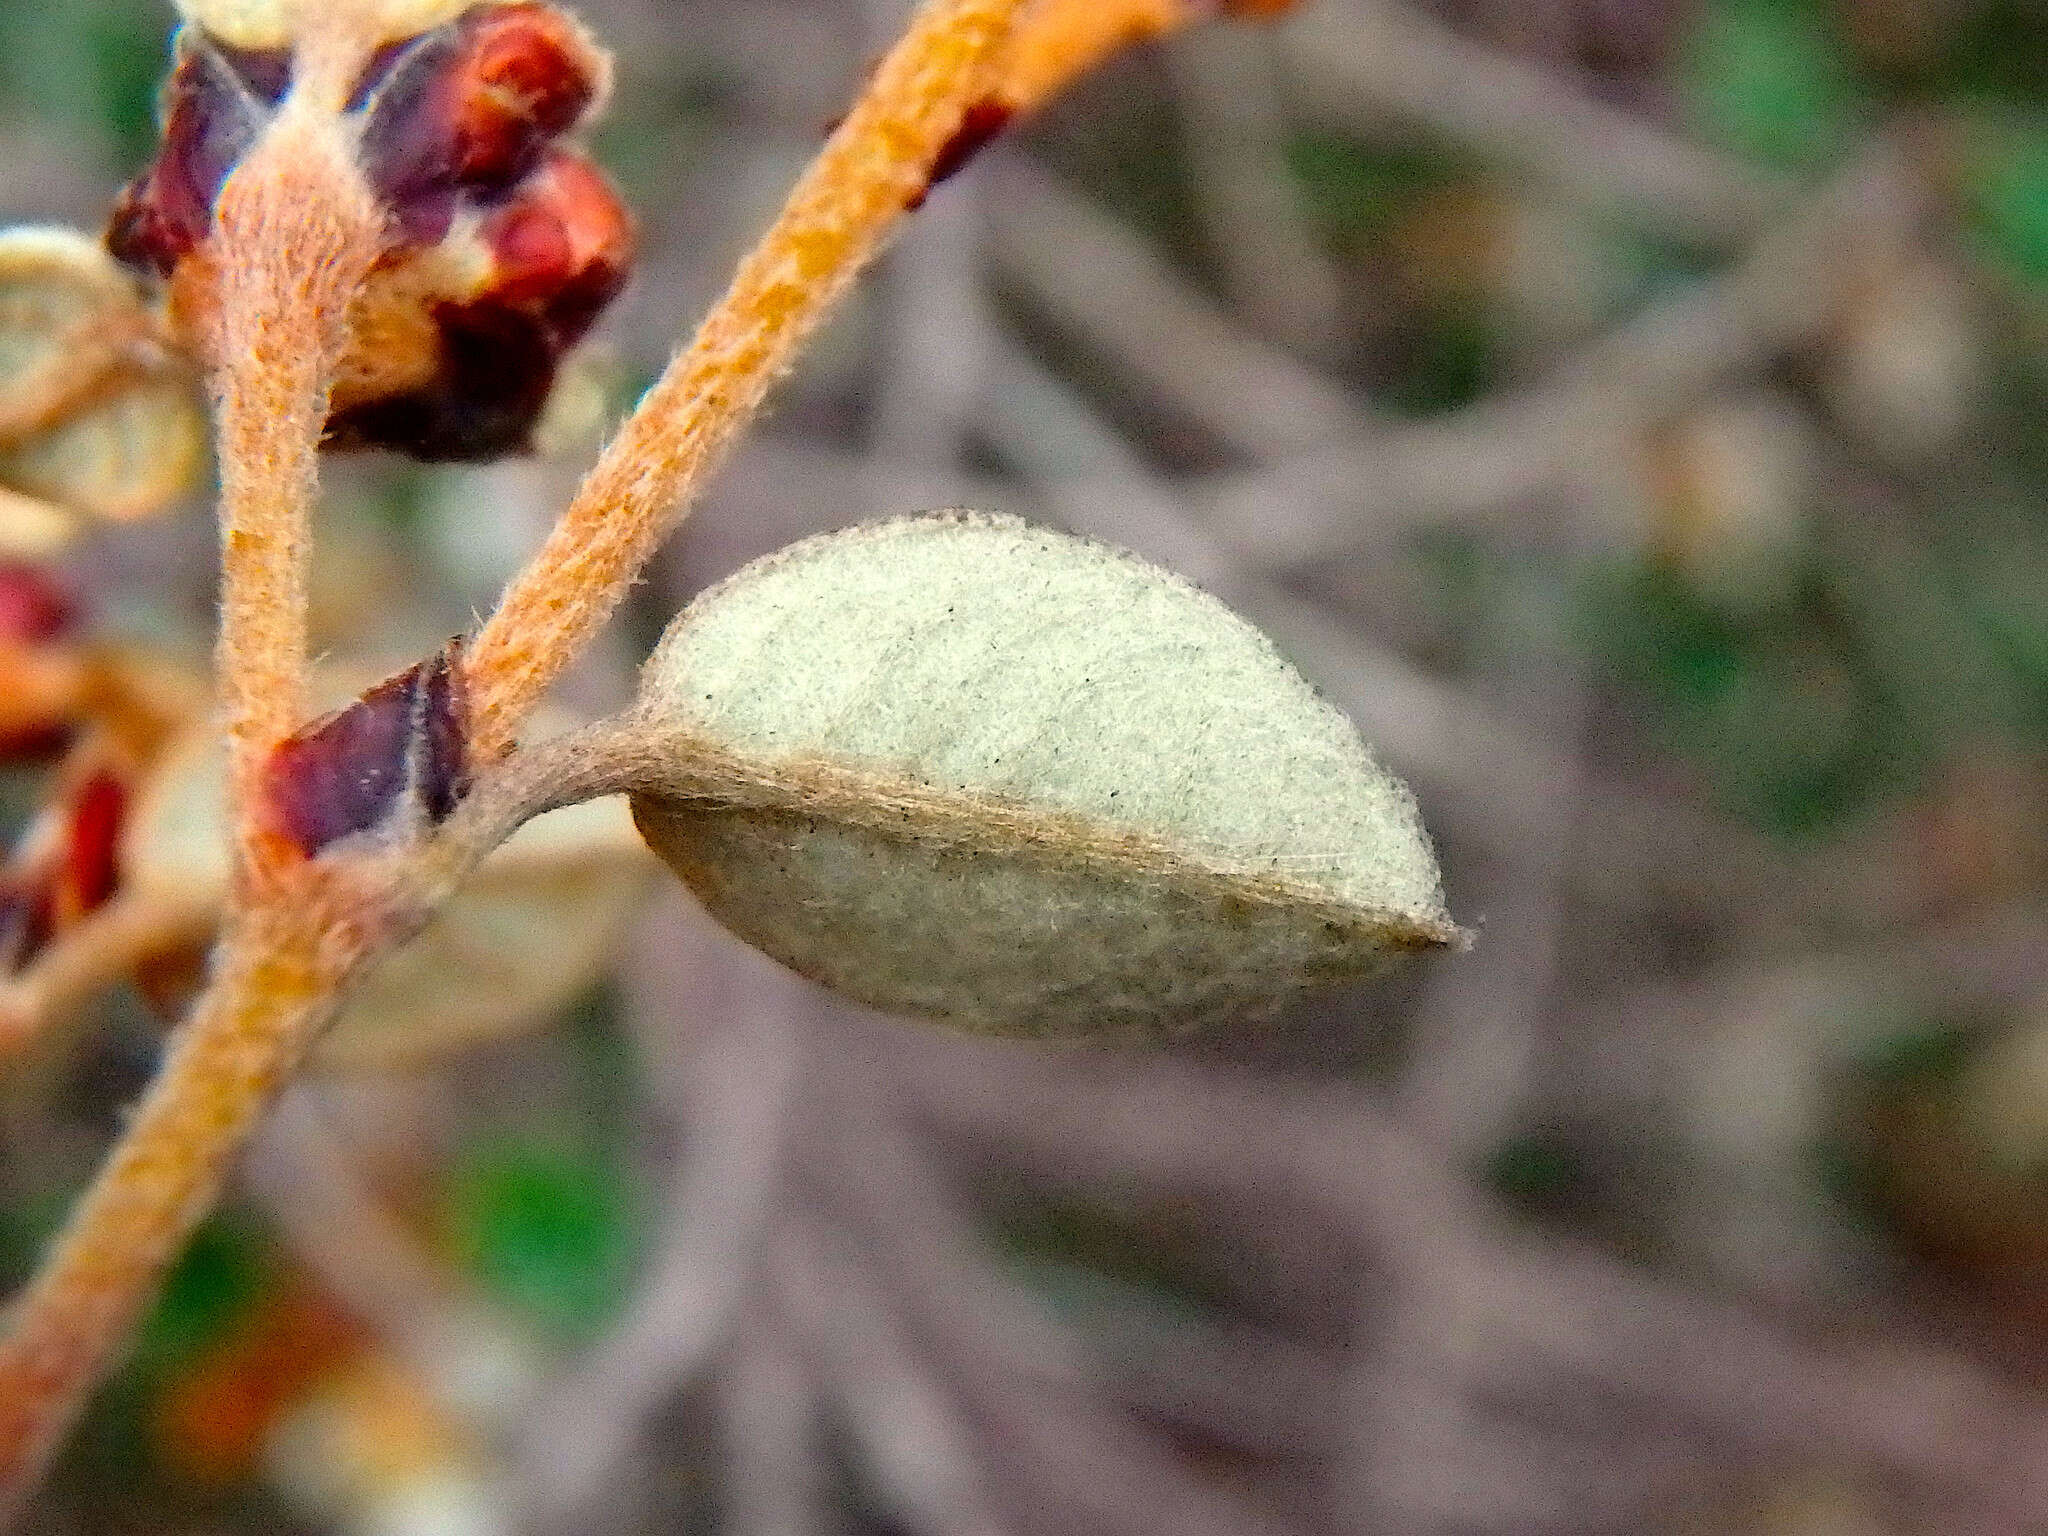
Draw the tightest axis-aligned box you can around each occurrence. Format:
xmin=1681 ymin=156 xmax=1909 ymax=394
xmin=0 ymin=312 xmax=156 ymax=445
xmin=985 ymin=0 xmax=1185 ymax=117
xmin=809 ymin=1027 xmax=1303 ymax=1536
xmin=774 ymin=1218 xmax=1015 ymax=1536
xmin=518 ymin=899 xmax=806 ymax=1528
xmin=0 ymin=892 xmax=213 ymax=1057
xmin=243 ymin=1089 xmax=536 ymax=1433
xmin=0 ymin=887 xmax=363 ymax=1517
xmin=1286 ymin=0 xmax=1786 ymax=244
xmin=988 ymin=161 xmax=1367 ymax=459
xmin=0 ymin=486 xmax=79 ymax=557
xmin=0 ymin=49 xmax=383 ymax=1492
xmin=722 ymin=1311 xmax=833 ymax=1536
xmin=1169 ymin=23 xmax=1345 ymax=358
xmin=1196 ymin=146 xmax=1921 ymax=568
xmin=464 ymin=0 xmax=1263 ymax=756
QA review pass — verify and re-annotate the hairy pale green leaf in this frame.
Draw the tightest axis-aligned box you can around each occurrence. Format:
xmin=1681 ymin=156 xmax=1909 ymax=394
xmin=632 ymin=512 xmax=1457 ymax=1042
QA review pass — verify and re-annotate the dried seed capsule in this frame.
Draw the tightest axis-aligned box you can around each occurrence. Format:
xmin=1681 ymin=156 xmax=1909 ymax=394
xmin=632 ymin=513 xmax=1457 ymax=1041
xmin=109 ymin=2 xmax=630 ymax=463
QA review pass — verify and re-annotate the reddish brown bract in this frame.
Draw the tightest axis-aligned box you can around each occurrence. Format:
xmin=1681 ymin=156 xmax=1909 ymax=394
xmin=260 ymin=642 xmax=470 ymax=859
xmin=105 ymin=2 xmax=632 ymax=462
xmin=912 ymin=96 xmax=1014 ymax=208
xmin=0 ymin=566 xmax=83 ymax=762
xmin=106 ymin=36 xmax=289 ymax=278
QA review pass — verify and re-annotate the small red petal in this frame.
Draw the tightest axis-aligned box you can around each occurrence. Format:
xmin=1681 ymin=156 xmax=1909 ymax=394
xmin=59 ymin=771 xmax=127 ymax=921
xmin=0 ymin=757 xmax=125 ymax=969
xmin=360 ymin=0 xmax=603 ymax=214
xmin=0 ymin=564 xmax=75 ymax=645
xmin=479 ymin=149 xmax=635 ymax=341
xmin=481 ymin=200 xmax=576 ymax=307
xmin=262 ymin=643 xmax=470 ymax=857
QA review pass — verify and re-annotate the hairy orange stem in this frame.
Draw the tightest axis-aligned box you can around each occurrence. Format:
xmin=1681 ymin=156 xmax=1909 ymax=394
xmin=463 ymin=0 xmax=1290 ymax=756
xmin=0 ymin=29 xmax=390 ymax=1516
xmin=989 ymin=0 xmax=1188 ymax=116
xmin=205 ymin=106 xmax=382 ymax=866
xmin=0 ymin=894 xmax=360 ymax=1518
xmin=0 ymin=713 xmax=641 ymax=1519
xmin=463 ymin=0 xmax=1029 ymax=755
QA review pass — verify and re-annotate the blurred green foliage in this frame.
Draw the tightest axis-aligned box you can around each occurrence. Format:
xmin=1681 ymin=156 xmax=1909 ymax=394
xmin=1681 ymin=0 xmax=1868 ymax=168
xmin=1966 ymin=113 xmax=2048 ymax=285
xmin=0 ymin=0 xmax=167 ymax=172
xmin=45 ymin=1213 xmax=303 ymax=1531
xmin=1283 ymin=133 xmax=1465 ymax=242
xmin=134 ymin=1211 xmax=273 ymax=1369
xmin=444 ymin=1135 xmax=641 ymax=1341
xmin=1587 ymin=561 xmax=1906 ymax=835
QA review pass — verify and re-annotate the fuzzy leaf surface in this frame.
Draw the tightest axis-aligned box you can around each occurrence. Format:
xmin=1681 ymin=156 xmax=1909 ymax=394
xmin=632 ymin=512 xmax=1457 ymax=1041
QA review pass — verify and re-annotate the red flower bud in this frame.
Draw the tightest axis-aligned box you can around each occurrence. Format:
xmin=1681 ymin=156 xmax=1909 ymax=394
xmin=358 ymin=1 xmax=605 ymax=237
xmin=57 ymin=771 xmax=127 ymax=924
xmin=330 ymin=148 xmax=633 ymax=459
xmin=107 ymin=3 xmax=629 ymax=464
xmin=261 ymin=641 xmax=469 ymax=858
